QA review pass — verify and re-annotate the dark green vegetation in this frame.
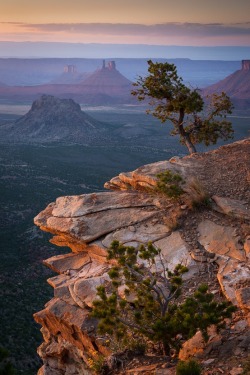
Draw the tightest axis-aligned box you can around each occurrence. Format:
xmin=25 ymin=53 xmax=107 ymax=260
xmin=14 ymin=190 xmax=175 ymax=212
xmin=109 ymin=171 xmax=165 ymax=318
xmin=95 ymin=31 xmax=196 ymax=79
xmin=0 ymin=107 xmax=248 ymax=374
xmin=156 ymin=170 xmax=184 ymax=199
xmin=0 ymin=347 xmax=15 ymax=375
xmin=176 ymin=359 xmax=202 ymax=375
xmin=132 ymin=60 xmax=233 ymax=154
xmin=92 ymin=241 xmax=235 ymax=357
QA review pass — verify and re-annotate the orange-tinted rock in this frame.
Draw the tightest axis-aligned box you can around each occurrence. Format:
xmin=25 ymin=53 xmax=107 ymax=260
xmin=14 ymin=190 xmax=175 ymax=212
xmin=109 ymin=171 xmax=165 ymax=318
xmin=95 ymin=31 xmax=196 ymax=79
xmin=34 ymin=139 xmax=250 ymax=374
xmin=34 ymin=298 xmax=96 ymax=353
xmin=217 ymin=257 xmax=250 ymax=307
xmin=43 ymin=252 xmax=91 ymax=274
xmin=198 ymin=220 xmax=246 ymax=261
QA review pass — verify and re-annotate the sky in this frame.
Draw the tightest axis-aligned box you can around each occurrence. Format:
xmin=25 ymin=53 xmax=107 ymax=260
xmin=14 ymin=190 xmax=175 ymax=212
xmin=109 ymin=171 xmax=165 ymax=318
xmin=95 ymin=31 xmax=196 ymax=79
xmin=0 ymin=0 xmax=250 ymax=58
xmin=0 ymin=0 xmax=250 ymax=46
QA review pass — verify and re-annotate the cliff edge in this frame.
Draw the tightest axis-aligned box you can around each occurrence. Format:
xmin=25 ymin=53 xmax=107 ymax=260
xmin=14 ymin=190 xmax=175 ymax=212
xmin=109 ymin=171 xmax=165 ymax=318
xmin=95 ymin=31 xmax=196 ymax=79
xmin=34 ymin=139 xmax=250 ymax=375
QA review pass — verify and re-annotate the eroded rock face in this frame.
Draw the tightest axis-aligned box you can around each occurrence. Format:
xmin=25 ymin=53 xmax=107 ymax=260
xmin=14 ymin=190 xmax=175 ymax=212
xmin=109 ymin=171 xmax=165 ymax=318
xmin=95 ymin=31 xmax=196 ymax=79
xmin=216 ymin=257 xmax=250 ymax=308
xmin=34 ymin=139 xmax=250 ymax=374
xmin=198 ymin=219 xmax=246 ymax=261
xmin=104 ymin=158 xmax=200 ymax=191
xmin=34 ymin=191 xmax=162 ymax=244
xmin=154 ymin=232 xmax=197 ymax=278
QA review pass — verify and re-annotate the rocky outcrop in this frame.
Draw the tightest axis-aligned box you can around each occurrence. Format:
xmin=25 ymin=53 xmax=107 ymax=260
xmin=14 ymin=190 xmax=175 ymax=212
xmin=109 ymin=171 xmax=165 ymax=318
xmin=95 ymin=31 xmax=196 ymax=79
xmin=34 ymin=138 xmax=250 ymax=374
xmin=0 ymin=95 xmax=110 ymax=144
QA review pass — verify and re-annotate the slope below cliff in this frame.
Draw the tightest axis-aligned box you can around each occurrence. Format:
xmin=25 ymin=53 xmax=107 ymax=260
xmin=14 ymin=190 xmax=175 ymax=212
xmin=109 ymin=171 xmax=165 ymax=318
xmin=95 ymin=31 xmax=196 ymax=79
xmin=34 ymin=138 xmax=250 ymax=375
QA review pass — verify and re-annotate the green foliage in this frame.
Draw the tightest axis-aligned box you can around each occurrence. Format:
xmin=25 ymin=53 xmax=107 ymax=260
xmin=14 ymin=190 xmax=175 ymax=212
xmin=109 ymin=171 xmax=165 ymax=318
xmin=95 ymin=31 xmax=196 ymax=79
xmin=176 ymin=359 xmax=202 ymax=375
xmin=86 ymin=351 xmax=106 ymax=374
xmin=0 ymin=347 xmax=15 ymax=375
xmin=132 ymin=60 xmax=233 ymax=154
xmin=156 ymin=170 xmax=184 ymax=199
xmin=92 ymin=241 xmax=236 ymax=355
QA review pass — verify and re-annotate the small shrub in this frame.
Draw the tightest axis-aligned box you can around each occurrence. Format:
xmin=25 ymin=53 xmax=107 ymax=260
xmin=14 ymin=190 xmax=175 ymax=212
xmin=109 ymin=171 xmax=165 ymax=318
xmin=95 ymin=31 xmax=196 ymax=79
xmin=242 ymin=355 xmax=250 ymax=375
xmin=176 ymin=359 xmax=202 ymax=375
xmin=92 ymin=241 xmax=236 ymax=356
xmin=98 ymin=332 xmax=147 ymax=354
xmin=86 ymin=350 xmax=106 ymax=374
xmin=185 ymin=177 xmax=210 ymax=209
xmin=156 ymin=170 xmax=184 ymax=199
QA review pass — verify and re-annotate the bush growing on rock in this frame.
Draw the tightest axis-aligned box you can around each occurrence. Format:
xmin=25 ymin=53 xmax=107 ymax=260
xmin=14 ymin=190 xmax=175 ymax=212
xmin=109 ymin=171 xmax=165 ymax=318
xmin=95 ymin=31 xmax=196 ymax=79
xmin=92 ymin=241 xmax=236 ymax=356
xmin=176 ymin=359 xmax=202 ymax=375
xmin=156 ymin=170 xmax=184 ymax=199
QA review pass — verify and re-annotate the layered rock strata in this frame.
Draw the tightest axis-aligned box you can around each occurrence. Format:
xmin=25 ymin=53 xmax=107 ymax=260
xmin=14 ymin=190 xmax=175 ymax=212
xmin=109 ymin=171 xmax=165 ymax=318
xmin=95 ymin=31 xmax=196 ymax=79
xmin=34 ymin=139 xmax=250 ymax=374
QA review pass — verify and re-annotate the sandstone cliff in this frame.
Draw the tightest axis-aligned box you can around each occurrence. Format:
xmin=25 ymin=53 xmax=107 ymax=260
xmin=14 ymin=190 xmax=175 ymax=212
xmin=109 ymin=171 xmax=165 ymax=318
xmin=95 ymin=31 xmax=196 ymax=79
xmin=34 ymin=139 xmax=250 ymax=375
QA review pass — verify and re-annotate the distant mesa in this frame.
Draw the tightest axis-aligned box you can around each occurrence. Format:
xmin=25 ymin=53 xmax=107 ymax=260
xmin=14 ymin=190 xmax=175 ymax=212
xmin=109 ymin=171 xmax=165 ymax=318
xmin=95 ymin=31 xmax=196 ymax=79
xmin=80 ymin=60 xmax=133 ymax=95
xmin=203 ymin=60 xmax=250 ymax=109
xmin=0 ymin=60 xmax=134 ymax=105
xmin=49 ymin=64 xmax=89 ymax=84
xmin=0 ymin=95 xmax=110 ymax=144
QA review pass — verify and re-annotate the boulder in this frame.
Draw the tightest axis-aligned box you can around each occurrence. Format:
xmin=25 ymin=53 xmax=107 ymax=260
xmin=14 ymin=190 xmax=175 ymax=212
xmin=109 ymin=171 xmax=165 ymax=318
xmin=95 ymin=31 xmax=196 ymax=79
xmin=40 ymin=206 xmax=159 ymax=243
xmin=235 ymin=287 xmax=250 ymax=311
xmin=71 ymin=274 xmax=110 ymax=308
xmin=102 ymin=219 xmax=170 ymax=248
xmin=104 ymin=157 xmax=201 ymax=191
xmin=212 ymin=195 xmax=250 ymax=220
xmin=154 ymin=231 xmax=197 ymax=277
xmin=198 ymin=220 xmax=246 ymax=261
xmin=178 ymin=331 xmax=206 ymax=360
xmin=244 ymin=235 xmax=250 ymax=258
xmin=217 ymin=257 xmax=250 ymax=307
xmin=52 ymin=191 xmax=159 ymax=217
xmin=43 ymin=252 xmax=91 ymax=274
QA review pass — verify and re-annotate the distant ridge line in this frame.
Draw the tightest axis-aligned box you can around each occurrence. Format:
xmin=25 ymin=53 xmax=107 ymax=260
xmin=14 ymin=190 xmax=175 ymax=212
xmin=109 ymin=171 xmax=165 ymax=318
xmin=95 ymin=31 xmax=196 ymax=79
xmin=0 ymin=41 xmax=249 ymax=60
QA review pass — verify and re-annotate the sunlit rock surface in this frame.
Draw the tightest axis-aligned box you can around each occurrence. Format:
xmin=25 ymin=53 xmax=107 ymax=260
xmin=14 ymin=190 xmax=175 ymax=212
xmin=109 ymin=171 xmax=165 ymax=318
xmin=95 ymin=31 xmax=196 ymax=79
xmin=34 ymin=138 xmax=250 ymax=374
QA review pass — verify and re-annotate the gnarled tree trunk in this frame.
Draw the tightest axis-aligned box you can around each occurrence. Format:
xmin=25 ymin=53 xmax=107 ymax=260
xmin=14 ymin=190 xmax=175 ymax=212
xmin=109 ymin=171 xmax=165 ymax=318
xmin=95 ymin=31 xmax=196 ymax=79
xmin=178 ymin=109 xmax=197 ymax=154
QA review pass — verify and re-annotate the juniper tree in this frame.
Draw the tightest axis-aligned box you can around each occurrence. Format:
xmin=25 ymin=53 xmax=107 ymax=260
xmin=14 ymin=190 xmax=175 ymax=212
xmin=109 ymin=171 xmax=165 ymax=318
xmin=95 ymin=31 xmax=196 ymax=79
xmin=132 ymin=60 xmax=233 ymax=154
xmin=92 ymin=241 xmax=236 ymax=355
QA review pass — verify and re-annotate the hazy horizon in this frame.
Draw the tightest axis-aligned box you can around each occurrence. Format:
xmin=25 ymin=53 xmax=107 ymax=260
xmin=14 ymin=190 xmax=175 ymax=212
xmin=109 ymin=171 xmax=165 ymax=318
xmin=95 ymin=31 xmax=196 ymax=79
xmin=0 ymin=41 xmax=249 ymax=60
